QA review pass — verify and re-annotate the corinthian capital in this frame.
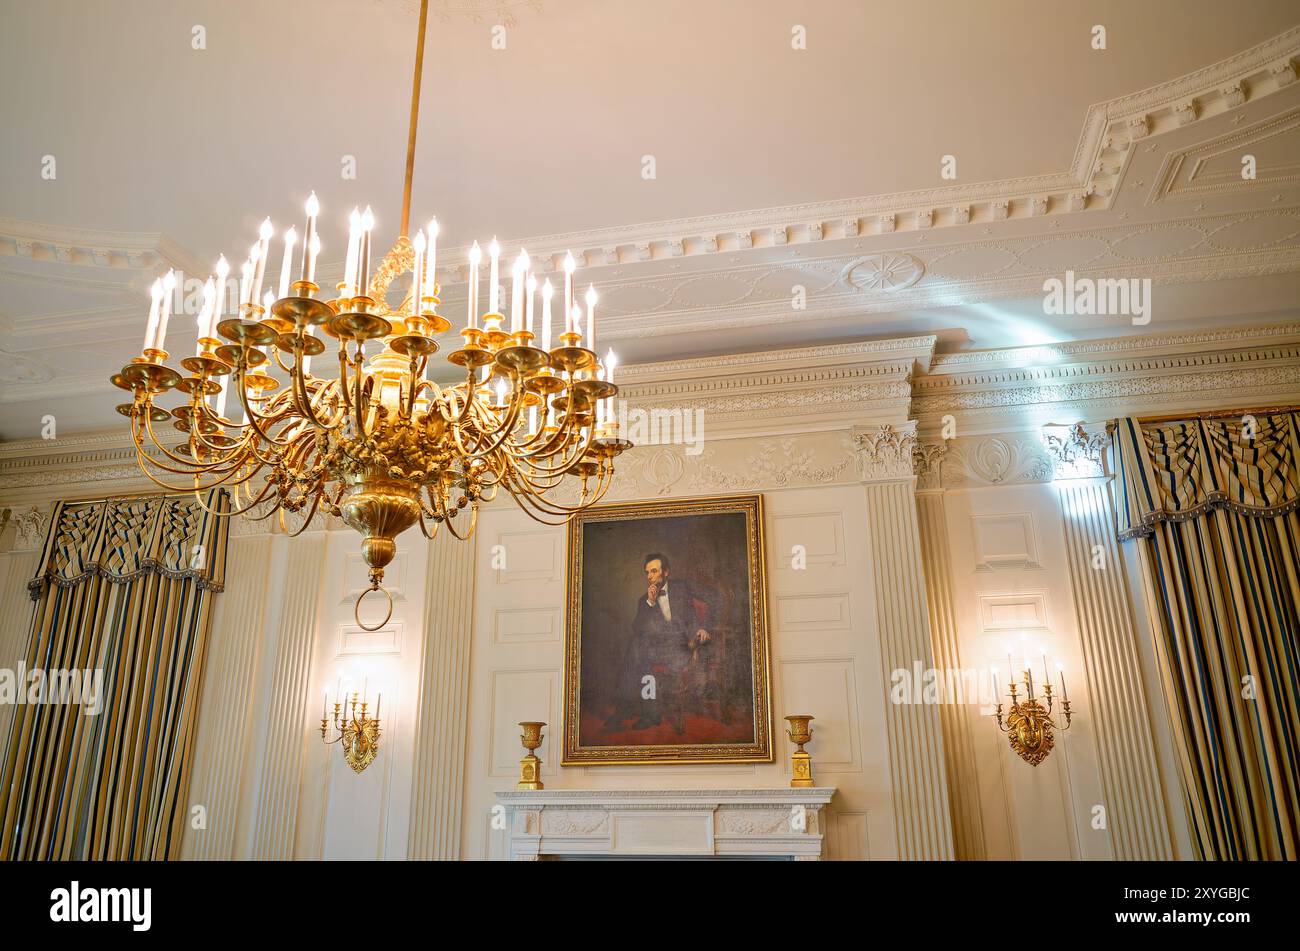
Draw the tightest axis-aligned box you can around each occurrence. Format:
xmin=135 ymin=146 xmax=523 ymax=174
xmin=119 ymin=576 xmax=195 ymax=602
xmin=853 ymin=423 xmax=918 ymax=482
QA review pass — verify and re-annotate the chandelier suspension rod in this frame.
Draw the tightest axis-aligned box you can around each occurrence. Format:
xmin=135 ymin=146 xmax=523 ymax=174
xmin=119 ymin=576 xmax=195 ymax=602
xmin=400 ymin=0 xmax=431 ymax=237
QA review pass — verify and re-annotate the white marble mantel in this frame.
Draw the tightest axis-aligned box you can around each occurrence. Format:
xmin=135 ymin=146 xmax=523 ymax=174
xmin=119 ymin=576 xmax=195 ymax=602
xmin=494 ymin=788 xmax=836 ymax=860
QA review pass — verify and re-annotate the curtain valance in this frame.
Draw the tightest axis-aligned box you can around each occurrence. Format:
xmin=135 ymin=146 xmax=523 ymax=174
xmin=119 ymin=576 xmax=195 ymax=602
xmin=1113 ymin=412 xmax=1300 ymax=540
xmin=27 ymin=492 xmax=230 ymax=600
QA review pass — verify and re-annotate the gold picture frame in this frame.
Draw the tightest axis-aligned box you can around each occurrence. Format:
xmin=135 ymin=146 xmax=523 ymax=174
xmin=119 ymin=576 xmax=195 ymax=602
xmin=562 ymin=494 xmax=773 ymax=765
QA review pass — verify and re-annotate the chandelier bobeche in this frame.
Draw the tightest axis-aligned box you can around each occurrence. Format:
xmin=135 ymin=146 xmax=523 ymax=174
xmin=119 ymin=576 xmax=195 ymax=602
xmin=111 ymin=202 xmax=630 ymax=628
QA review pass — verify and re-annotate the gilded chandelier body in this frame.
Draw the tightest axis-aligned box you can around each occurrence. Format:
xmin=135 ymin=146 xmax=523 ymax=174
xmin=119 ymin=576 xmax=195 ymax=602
xmin=113 ymin=248 xmax=629 ymax=628
xmin=110 ymin=0 xmax=630 ymax=629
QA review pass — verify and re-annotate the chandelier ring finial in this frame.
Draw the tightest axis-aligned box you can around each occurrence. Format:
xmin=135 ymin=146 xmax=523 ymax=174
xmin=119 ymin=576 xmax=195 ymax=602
xmin=354 ymin=584 xmax=394 ymax=633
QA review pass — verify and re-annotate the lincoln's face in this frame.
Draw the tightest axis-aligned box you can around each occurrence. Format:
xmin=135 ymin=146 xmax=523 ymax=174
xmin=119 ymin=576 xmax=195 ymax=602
xmin=645 ymin=559 xmax=667 ymax=588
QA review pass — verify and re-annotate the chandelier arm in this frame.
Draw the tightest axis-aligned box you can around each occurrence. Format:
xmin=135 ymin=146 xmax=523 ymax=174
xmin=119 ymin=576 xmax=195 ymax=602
xmin=517 ymin=429 xmax=589 ymax=470
xmin=421 ymin=488 xmax=447 ymax=525
xmin=136 ymin=407 xmax=251 ymax=474
xmin=127 ymin=433 xmax=258 ymax=495
xmin=235 ymin=374 xmax=298 ymax=449
xmin=353 ymin=346 xmax=369 ymax=436
xmin=280 ymin=489 xmax=324 ymax=537
xmin=442 ymin=370 xmax=476 ymax=425
xmin=403 ymin=354 xmax=421 ymax=416
xmin=500 ymin=487 xmax=583 ymax=526
xmin=187 ymin=473 xmax=281 ymax=519
xmin=244 ymin=387 xmax=313 ymax=449
xmin=292 ymin=366 xmax=341 ymax=433
xmin=509 ymin=458 xmax=615 ymax=519
xmin=451 ymin=375 xmax=529 ymax=460
xmin=511 ymin=432 xmax=591 ymax=479
xmin=439 ymin=500 xmax=479 ymax=541
xmin=500 ymin=466 xmax=586 ymax=517
xmin=336 ymin=345 xmax=353 ymax=417
xmin=416 ymin=508 xmax=441 ymax=540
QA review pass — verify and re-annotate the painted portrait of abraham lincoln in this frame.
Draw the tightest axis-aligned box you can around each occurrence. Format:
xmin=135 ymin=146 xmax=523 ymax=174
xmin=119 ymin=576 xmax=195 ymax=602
xmin=563 ymin=495 xmax=773 ymax=765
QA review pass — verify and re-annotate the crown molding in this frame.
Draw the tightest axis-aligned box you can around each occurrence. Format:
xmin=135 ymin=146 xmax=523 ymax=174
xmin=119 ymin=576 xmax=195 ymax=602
xmin=0 ymin=218 xmax=204 ymax=276
xmin=3 ymin=324 xmax=1297 ymax=506
xmin=927 ymin=320 xmax=1300 ymax=372
xmin=619 ymin=336 xmax=937 ymax=383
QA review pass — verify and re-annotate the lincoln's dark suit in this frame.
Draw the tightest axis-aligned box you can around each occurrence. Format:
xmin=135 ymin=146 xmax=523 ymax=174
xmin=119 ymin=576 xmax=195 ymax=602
xmin=606 ymin=579 xmax=718 ymax=732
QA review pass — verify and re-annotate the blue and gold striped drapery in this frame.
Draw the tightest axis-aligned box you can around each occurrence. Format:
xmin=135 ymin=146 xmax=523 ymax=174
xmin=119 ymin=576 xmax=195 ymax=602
xmin=1114 ymin=414 xmax=1299 ymax=860
xmin=1 ymin=491 xmax=229 ymax=860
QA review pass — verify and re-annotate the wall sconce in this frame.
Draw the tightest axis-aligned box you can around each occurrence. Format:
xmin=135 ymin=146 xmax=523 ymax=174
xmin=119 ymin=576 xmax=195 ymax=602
xmin=994 ymin=659 xmax=1072 ymax=766
xmin=321 ymin=684 xmax=382 ymax=773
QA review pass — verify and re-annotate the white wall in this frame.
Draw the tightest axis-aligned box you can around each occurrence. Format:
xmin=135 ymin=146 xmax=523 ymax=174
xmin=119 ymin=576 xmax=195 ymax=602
xmin=461 ymin=482 xmax=899 ymax=860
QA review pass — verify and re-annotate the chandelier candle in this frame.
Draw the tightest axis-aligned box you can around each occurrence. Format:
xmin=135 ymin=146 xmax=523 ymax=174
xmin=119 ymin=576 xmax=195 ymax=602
xmin=214 ymin=255 xmax=229 ymax=328
xmin=358 ymin=206 xmax=375 ymax=297
xmin=510 ymin=249 xmax=527 ymax=333
xmin=563 ymin=251 xmax=575 ymax=329
xmin=300 ymin=192 xmax=319 ymax=284
xmin=251 ymin=218 xmax=273 ymax=306
xmin=541 ymin=279 xmax=553 ymax=351
xmin=525 ymin=273 xmax=536 ymax=335
xmin=585 ymin=284 xmax=597 ymax=354
xmin=153 ymin=269 xmax=176 ymax=351
xmin=111 ymin=0 xmax=631 ymax=632
xmin=143 ymin=279 xmax=163 ymax=353
xmin=467 ymin=241 xmax=481 ymax=329
xmin=488 ymin=238 xmax=500 ymax=315
xmin=344 ymin=208 xmax=361 ymax=295
xmin=411 ymin=230 xmax=425 ymax=305
xmin=424 ymin=218 xmax=438 ymax=302
xmin=278 ymin=227 xmax=297 ymax=300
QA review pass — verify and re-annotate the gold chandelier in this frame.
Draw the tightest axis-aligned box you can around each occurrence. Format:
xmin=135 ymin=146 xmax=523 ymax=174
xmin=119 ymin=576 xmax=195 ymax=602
xmin=110 ymin=0 xmax=631 ymax=629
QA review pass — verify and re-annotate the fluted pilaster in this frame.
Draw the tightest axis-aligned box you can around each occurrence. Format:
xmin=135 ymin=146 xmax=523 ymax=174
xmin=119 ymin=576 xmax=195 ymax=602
xmin=0 ymin=551 xmax=39 ymax=751
xmin=1057 ymin=479 xmax=1173 ymax=859
xmin=182 ymin=534 xmax=272 ymax=860
xmin=251 ymin=533 xmax=325 ymax=860
xmin=916 ymin=492 xmax=987 ymax=860
xmin=407 ymin=530 xmax=477 ymax=859
xmin=864 ymin=477 xmax=955 ymax=860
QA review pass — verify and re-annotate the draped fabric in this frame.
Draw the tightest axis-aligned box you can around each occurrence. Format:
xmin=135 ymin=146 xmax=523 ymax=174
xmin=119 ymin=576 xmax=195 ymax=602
xmin=1113 ymin=414 xmax=1300 ymax=860
xmin=0 ymin=491 xmax=229 ymax=860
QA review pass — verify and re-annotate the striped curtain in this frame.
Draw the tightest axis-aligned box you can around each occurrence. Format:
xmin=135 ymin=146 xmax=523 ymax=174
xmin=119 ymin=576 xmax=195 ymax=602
xmin=0 ymin=491 xmax=229 ymax=860
xmin=1113 ymin=414 xmax=1299 ymax=860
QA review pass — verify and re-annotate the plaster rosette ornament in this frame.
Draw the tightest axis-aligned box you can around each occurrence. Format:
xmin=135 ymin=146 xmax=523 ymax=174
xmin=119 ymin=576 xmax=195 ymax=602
xmin=110 ymin=0 xmax=630 ymax=629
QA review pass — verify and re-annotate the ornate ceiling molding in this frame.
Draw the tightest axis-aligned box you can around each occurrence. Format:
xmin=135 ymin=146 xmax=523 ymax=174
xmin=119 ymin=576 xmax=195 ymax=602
xmin=911 ymin=323 xmax=1300 ymax=434
xmin=928 ymin=321 xmax=1300 ymax=371
xmin=0 ymin=218 xmax=203 ymax=276
xmin=410 ymin=27 xmax=1300 ymax=284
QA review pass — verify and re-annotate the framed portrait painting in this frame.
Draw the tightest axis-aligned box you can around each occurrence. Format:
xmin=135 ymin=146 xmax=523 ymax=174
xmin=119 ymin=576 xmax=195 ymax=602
xmin=562 ymin=494 xmax=773 ymax=765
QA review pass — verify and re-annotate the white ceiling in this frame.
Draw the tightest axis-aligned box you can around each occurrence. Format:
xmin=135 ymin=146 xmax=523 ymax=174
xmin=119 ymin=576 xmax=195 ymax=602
xmin=2 ymin=0 xmax=1299 ymax=437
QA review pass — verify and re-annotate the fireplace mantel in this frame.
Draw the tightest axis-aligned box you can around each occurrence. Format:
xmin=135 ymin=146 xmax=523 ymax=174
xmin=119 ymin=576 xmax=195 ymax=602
xmin=494 ymin=788 xmax=836 ymax=860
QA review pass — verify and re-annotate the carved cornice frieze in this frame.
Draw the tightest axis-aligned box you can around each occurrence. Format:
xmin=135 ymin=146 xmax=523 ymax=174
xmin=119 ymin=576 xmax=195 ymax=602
xmin=943 ymin=436 xmax=1056 ymax=488
xmin=913 ymin=362 xmax=1298 ymax=418
xmin=602 ymin=433 xmax=859 ymax=499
